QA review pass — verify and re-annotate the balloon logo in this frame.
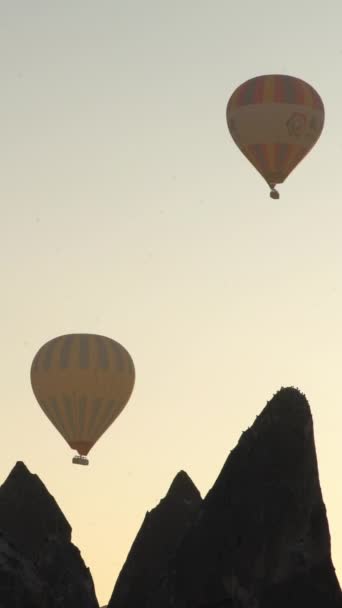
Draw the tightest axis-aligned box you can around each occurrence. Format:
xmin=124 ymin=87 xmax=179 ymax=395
xmin=226 ymin=74 xmax=325 ymax=198
xmin=30 ymin=334 xmax=135 ymax=465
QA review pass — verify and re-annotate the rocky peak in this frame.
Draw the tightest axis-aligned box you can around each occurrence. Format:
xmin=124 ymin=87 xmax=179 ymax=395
xmin=107 ymin=470 xmax=202 ymax=608
xmin=0 ymin=462 xmax=99 ymax=608
xmin=0 ymin=461 xmax=71 ymax=561
xmin=148 ymin=387 xmax=341 ymax=607
xmin=164 ymin=470 xmax=201 ymax=504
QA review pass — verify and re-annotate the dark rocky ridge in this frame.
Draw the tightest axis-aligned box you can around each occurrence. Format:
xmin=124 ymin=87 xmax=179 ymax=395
xmin=109 ymin=387 xmax=341 ymax=607
xmin=0 ymin=461 xmax=98 ymax=608
xmin=108 ymin=470 xmax=202 ymax=608
xmin=0 ymin=387 xmax=340 ymax=607
xmin=0 ymin=461 xmax=71 ymax=561
xmin=0 ymin=531 xmax=54 ymax=607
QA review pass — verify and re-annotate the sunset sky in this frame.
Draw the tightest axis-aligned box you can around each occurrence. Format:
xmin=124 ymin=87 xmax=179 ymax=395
xmin=1 ymin=2 xmax=342 ymax=605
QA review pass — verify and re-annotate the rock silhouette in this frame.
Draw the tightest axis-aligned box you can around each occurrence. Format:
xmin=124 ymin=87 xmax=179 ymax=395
xmin=0 ymin=531 xmax=54 ymax=607
xmin=110 ymin=387 xmax=342 ymax=607
xmin=0 ymin=461 xmax=98 ymax=608
xmin=0 ymin=387 xmax=340 ymax=607
xmin=108 ymin=470 xmax=202 ymax=607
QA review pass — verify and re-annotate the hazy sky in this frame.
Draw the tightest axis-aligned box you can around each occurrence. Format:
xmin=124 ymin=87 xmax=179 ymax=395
xmin=1 ymin=2 xmax=342 ymax=604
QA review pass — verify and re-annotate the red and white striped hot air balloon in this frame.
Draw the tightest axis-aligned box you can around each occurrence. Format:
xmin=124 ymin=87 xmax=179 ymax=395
xmin=226 ymin=74 xmax=325 ymax=199
xmin=30 ymin=334 xmax=135 ymax=465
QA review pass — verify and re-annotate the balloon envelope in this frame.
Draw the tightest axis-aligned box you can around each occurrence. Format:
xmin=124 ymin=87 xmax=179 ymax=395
xmin=226 ymin=74 xmax=325 ymax=196
xmin=30 ymin=334 xmax=135 ymax=458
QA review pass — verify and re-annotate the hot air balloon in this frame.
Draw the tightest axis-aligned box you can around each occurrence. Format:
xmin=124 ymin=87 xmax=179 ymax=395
xmin=30 ymin=334 xmax=135 ymax=465
xmin=226 ymin=74 xmax=325 ymax=199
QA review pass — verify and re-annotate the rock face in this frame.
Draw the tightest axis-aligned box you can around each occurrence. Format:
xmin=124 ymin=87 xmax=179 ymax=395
xmin=115 ymin=387 xmax=341 ymax=607
xmin=108 ymin=470 xmax=202 ymax=608
xmin=0 ymin=531 xmax=54 ymax=607
xmin=0 ymin=461 xmax=99 ymax=608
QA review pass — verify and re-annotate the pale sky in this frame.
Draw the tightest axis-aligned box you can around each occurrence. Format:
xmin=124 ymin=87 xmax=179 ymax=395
xmin=1 ymin=2 xmax=342 ymax=605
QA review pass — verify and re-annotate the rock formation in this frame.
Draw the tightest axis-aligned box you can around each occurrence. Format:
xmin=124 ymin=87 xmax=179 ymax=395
xmin=0 ymin=531 xmax=54 ymax=607
xmin=108 ymin=470 xmax=202 ymax=608
xmin=1 ymin=387 xmax=340 ymax=607
xmin=111 ymin=387 xmax=342 ymax=607
xmin=0 ymin=461 xmax=98 ymax=608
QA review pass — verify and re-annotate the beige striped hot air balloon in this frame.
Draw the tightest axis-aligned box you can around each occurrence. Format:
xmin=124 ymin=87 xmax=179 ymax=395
xmin=30 ymin=334 xmax=135 ymax=465
xmin=226 ymin=74 xmax=325 ymax=198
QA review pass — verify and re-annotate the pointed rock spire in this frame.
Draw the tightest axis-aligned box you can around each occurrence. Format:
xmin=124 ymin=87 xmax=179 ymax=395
xmin=108 ymin=471 xmax=202 ymax=608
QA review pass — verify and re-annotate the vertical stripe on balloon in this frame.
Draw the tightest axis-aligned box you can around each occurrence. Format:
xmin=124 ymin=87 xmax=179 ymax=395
xmin=96 ymin=335 xmax=109 ymax=369
xmin=60 ymin=335 xmax=74 ymax=369
xmin=85 ymin=398 xmax=104 ymax=440
xmin=42 ymin=338 xmax=59 ymax=371
xmin=48 ymin=397 xmax=69 ymax=440
xmin=83 ymin=396 xmax=95 ymax=439
xmin=275 ymin=143 xmax=288 ymax=175
xmin=254 ymin=77 xmax=264 ymax=103
xmin=242 ymin=78 xmax=256 ymax=105
xmin=274 ymin=76 xmax=283 ymax=103
xmin=63 ymin=395 xmax=77 ymax=439
xmin=109 ymin=341 xmax=125 ymax=372
xmin=263 ymin=75 xmax=275 ymax=103
xmin=91 ymin=400 xmax=118 ymax=441
xmin=79 ymin=335 xmax=89 ymax=369
xmin=300 ymin=80 xmax=311 ymax=106
xmin=78 ymin=396 xmax=87 ymax=438
xmin=281 ymin=76 xmax=294 ymax=104
xmin=267 ymin=143 xmax=276 ymax=175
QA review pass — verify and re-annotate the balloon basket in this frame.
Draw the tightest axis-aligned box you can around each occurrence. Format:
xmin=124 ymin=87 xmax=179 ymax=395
xmin=72 ymin=455 xmax=89 ymax=466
